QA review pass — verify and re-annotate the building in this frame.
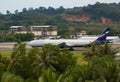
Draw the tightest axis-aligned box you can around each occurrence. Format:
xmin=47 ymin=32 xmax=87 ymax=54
xmin=30 ymin=25 xmax=57 ymax=37
xmin=9 ymin=25 xmax=57 ymax=38
xmin=10 ymin=26 xmax=27 ymax=33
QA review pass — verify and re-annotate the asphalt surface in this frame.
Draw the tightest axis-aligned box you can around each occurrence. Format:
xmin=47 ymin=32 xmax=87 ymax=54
xmin=0 ymin=42 xmax=120 ymax=52
xmin=0 ymin=42 xmax=120 ymax=61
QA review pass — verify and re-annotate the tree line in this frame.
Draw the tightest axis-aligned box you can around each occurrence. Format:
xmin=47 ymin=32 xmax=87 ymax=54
xmin=0 ymin=43 xmax=120 ymax=82
xmin=0 ymin=2 xmax=120 ymax=38
xmin=0 ymin=31 xmax=34 ymax=42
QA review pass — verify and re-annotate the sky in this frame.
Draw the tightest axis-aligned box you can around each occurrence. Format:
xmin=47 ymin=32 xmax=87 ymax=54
xmin=0 ymin=0 xmax=120 ymax=14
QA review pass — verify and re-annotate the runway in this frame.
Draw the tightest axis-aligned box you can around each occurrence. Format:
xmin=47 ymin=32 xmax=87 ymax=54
xmin=0 ymin=42 xmax=120 ymax=52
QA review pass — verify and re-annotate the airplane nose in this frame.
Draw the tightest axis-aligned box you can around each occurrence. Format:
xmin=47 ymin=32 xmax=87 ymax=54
xmin=28 ymin=41 xmax=34 ymax=46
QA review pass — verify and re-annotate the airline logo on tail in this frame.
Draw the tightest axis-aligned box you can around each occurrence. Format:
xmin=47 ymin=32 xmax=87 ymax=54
xmin=96 ymin=27 xmax=110 ymax=43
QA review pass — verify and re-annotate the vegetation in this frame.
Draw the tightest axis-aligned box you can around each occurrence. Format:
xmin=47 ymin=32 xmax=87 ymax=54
xmin=84 ymin=42 xmax=118 ymax=59
xmin=0 ymin=43 xmax=120 ymax=82
xmin=0 ymin=2 xmax=120 ymax=39
xmin=0 ymin=31 xmax=34 ymax=42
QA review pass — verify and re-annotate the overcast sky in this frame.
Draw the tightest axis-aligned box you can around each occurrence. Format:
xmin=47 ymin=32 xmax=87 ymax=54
xmin=0 ymin=0 xmax=120 ymax=14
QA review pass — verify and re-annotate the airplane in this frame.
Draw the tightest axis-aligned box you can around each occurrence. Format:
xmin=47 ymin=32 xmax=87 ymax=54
xmin=28 ymin=27 xmax=110 ymax=49
xmin=77 ymin=35 xmax=120 ymax=43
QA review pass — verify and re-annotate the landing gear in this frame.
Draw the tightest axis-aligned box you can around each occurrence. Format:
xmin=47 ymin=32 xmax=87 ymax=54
xmin=68 ymin=47 xmax=74 ymax=51
xmin=58 ymin=43 xmax=74 ymax=51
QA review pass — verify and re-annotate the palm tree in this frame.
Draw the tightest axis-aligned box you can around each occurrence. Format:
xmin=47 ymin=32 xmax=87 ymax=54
xmin=63 ymin=56 xmax=120 ymax=82
xmin=88 ymin=56 xmax=120 ymax=82
xmin=96 ymin=43 xmax=118 ymax=56
xmin=6 ymin=43 xmax=27 ymax=77
xmin=85 ymin=42 xmax=118 ymax=60
xmin=1 ymin=72 xmax=24 ymax=82
xmin=38 ymin=68 xmax=74 ymax=82
xmin=32 ymin=44 xmax=76 ymax=78
xmin=32 ymin=44 xmax=60 ymax=77
xmin=84 ymin=42 xmax=98 ymax=60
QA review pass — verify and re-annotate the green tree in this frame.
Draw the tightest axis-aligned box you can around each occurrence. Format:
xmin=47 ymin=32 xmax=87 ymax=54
xmin=32 ymin=44 xmax=59 ymax=77
xmin=32 ymin=44 xmax=76 ymax=77
xmin=0 ymin=54 xmax=5 ymax=80
xmin=15 ymin=10 xmax=19 ymax=14
xmin=1 ymin=72 xmax=24 ymax=82
xmin=63 ymin=56 xmax=120 ymax=82
xmin=87 ymin=56 xmax=120 ymax=82
xmin=95 ymin=43 xmax=118 ymax=56
xmin=39 ymin=69 xmax=58 ymax=82
xmin=14 ymin=33 xmax=34 ymax=42
xmin=85 ymin=42 xmax=118 ymax=60
xmin=7 ymin=43 xmax=27 ymax=78
xmin=54 ymin=48 xmax=76 ymax=73
xmin=38 ymin=69 xmax=73 ymax=82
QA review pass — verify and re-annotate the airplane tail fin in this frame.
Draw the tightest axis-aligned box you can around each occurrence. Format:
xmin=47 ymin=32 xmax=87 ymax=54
xmin=96 ymin=27 xmax=110 ymax=43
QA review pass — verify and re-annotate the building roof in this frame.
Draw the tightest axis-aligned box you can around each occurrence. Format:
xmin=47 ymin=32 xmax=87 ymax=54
xmin=10 ymin=26 xmax=23 ymax=29
xmin=31 ymin=25 xmax=52 ymax=28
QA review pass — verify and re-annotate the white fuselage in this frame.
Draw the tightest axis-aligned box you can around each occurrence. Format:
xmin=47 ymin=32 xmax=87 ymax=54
xmin=28 ymin=27 xmax=112 ymax=47
xmin=28 ymin=39 xmax=95 ymax=47
xmin=77 ymin=36 xmax=120 ymax=43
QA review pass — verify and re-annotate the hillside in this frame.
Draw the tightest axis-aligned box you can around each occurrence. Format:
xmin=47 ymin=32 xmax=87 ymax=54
xmin=0 ymin=2 xmax=120 ymax=37
xmin=64 ymin=2 xmax=120 ymax=23
xmin=0 ymin=3 xmax=120 ymax=27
